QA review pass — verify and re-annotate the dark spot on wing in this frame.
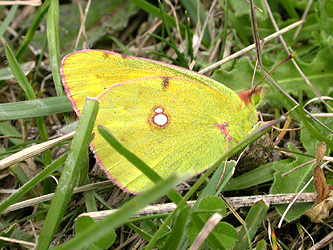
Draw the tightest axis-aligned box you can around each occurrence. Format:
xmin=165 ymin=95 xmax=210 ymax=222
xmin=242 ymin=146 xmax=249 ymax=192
xmin=120 ymin=137 xmax=127 ymax=143
xmin=162 ymin=77 xmax=170 ymax=90
xmin=102 ymin=52 xmax=110 ymax=59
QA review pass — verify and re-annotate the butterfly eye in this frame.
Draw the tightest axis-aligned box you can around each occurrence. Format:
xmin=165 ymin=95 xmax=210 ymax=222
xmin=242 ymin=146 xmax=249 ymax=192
xmin=251 ymin=87 xmax=264 ymax=106
xmin=251 ymin=93 xmax=261 ymax=106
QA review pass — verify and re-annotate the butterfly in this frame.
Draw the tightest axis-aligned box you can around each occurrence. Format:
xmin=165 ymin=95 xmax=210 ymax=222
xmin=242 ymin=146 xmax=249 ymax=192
xmin=60 ymin=50 xmax=261 ymax=193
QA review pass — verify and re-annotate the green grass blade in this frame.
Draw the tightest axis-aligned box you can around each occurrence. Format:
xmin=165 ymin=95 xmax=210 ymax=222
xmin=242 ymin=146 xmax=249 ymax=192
xmin=9 ymin=163 xmax=31 ymax=184
xmin=160 ymin=206 xmax=191 ymax=250
xmin=184 ymin=11 xmax=194 ymax=62
xmin=108 ymin=36 xmax=134 ymax=55
xmin=158 ymin=1 xmax=188 ymax=67
xmin=47 ymin=0 xmax=63 ymax=97
xmin=5 ymin=44 xmax=52 ymax=164
xmin=179 ymin=0 xmax=210 ymax=42
xmin=53 ymin=173 xmax=189 ymax=250
xmin=127 ymin=0 xmax=208 ymax=47
xmin=228 ymin=11 xmax=250 ymax=46
xmin=235 ymin=200 xmax=269 ymax=250
xmin=0 ymin=61 xmax=34 ymax=81
xmin=0 ymin=5 xmax=18 ymax=39
xmin=127 ymin=223 xmax=153 ymax=242
xmin=32 ymin=35 xmax=48 ymax=84
xmin=0 ymin=122 xmax=22 ymax=146
xmin=81 ymin=155 xmax=98 ymax=212
xmin=5 ymin=45 xmax=36 ymax=100
xmin=15 ymin=0 xmax=50 ymax=59
xmin=224 ymin=160 xmax=291 ymax=191
xmin=0 ymin=154 xmax=67 ymax=214
xmin=35 ymin=98 xmax=99 ymax=250
xmin=280 ymin=0 xmax=299 ymax=19
xmin=218 ymin=0 xmax=229 ymax=60
xmin=148 ymin=49 xmax=183 ymax=66
xmin=0 ymin=96 xmax=72 ymax=121
xmin=128 ymin=0 xmax=184 ymax=33
xmin=195 ymin=161 xmax=236 ymax=203
xmin=298 ymin=93 xmax=333 ymax=149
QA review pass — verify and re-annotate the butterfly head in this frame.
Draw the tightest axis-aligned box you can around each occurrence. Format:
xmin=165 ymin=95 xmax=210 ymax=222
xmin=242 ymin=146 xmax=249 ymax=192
xmin=238 ymin=87 xmax=263 ymax=107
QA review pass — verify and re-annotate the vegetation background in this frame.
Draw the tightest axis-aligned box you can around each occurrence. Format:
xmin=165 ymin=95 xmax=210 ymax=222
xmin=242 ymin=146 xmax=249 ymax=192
xmin=0 ymin=0 xmax=332 ymax=249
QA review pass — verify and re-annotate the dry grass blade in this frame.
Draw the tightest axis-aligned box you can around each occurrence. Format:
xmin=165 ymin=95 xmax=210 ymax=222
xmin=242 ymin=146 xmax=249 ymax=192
xmin=199 ymin=20 xmax=305 ymax=74
xmin=0 ymin=0 xmax=41 ymax=6
xmin=263 ymin=0 xmax=333 ymax=113
xmin=189 ymin=213 xmax=223 ymax=250
xmin=3 ymin=181 xmax=113 ymax=213
xmin=0 ymin=236 xmax=35 ymax=247
xmin=249 ymin=0 xmax=263 ymax=70
xmin=0 ymin=132 xmax=74 ymax=170
xmin=78 ymin=193 xmax=316 ymax=221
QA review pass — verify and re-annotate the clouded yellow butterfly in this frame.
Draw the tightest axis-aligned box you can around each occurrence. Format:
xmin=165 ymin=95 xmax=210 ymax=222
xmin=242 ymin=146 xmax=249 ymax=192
xmin=60 ymin=50 xmax=261 ymax=193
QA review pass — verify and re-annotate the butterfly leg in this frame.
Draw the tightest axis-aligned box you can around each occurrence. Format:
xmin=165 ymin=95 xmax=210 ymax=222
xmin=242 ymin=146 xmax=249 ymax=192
xmin=215 ymin=122 xmax=233 ymax=189
xmin=214 ymin=122 xmax=233 ymax=142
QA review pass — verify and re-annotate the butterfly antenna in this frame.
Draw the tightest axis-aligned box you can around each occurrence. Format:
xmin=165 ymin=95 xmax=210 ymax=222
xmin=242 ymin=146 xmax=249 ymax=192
xmin=253 ymin=54 xmax=295 ymax=91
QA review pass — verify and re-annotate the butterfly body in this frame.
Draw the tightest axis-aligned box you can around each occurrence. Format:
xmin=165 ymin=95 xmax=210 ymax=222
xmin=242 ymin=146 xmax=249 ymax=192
xmin=61 ymin=50 xmax=259 ymax=193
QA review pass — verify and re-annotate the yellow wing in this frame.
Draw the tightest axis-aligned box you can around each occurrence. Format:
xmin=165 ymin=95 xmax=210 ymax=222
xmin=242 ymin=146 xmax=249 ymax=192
xmin=61 ymin=50 xmax=258 ymax=193
xmin=61 ymin=50 xmax=239 ymax=111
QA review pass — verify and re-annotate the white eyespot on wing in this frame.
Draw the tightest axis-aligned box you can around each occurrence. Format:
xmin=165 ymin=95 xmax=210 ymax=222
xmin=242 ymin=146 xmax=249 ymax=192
xmin=149 ymin=106 xmax=170 ymax=128
xmin=153 ymin=113 xmax=168 ymax=126
xmin=154 ymin=107 xmax=164 ymax=114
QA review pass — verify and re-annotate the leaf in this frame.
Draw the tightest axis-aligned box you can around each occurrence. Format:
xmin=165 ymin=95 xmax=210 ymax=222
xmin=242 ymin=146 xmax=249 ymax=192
xmin=235 ymin=200 xmax=269 ymax=250
xmin=213 ymin=47 xmax=333 ymax=108
xmin=267 ymin=48 xmax=333 ymax=100
xmin=270 ymin=143 xmax=315 ymax=222
xmin=305 ymin=189 xmax=333 ymax=223
xmin=197 ymin=196 xmax=227 ymax=221
xmin=31 ymin=1 xmax=137 ymax=55
xmin=187 ymin=196 xmax=236 ymax=250
xmin=75 ymin=216 xmax=116 ymax=249
xmin=213 ymin=222 xmax=238 ymax=250
xmin=0 ymin=61 xmax=35 ymax=81
xmin=225 ymin=160 xmax=292 ymax=191
xmin=187 ymin=221 xmax=237 ymax=250
xmin=229 ymin=0 xmax=267 ymax=20
xmin=212 ymin=57 xmax=260 ymax=94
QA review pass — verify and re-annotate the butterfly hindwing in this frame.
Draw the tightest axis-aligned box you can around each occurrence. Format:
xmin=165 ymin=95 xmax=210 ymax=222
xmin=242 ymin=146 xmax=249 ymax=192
xmin=61 ymin=50 xmax=258 ymax=193
xmin=93 ymin=77 xmax=253 ymax=192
